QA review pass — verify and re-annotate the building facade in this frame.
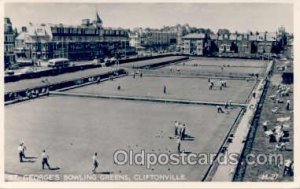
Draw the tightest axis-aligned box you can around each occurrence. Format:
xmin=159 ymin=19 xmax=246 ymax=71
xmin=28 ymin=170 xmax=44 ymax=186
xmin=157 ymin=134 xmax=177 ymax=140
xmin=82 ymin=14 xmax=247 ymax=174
xmin=130 ymin=28 xmax=177 ymax=52
xmin=239 ymin=33 xmax=251 ymax=57
xmin=217 ymin=33 xmax=231 ymax=54
xmin=183 ymin=31 xmax=279 ymax=58
xmin=257 ymin=32 xmax=277 ymax=55
xmin=284 ymin=38 xmax=293 ymax=59
xmin=15 ymin=13 xmax=130 ymax=62
xmin=4 ymin=17 xmax=15 ymax=68
xmin=182 ymin=33 xmax=206 ymax=55
xmin=103 ymin=27 xmax=131 ymax=57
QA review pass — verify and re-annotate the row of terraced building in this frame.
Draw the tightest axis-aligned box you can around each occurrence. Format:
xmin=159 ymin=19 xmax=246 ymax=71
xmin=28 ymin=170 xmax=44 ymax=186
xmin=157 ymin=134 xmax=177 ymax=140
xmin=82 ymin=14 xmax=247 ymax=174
xmin=182 ymin=31 xmax=287 ymax=58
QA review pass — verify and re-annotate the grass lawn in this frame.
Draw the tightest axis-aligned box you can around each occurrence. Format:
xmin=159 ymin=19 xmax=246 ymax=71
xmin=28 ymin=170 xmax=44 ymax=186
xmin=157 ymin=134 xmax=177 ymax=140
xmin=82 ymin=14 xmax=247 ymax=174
xmin=5 ymin=96 xmax=242 ymax=181
xmin=68 ymin=76 xmax=256 ymax=104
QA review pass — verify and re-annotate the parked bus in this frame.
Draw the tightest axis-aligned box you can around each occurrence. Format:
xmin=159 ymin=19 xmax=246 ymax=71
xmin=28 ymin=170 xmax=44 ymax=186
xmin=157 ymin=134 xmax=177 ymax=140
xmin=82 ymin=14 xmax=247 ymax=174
xmin=48 ymin=58 xmax=70 ymax=68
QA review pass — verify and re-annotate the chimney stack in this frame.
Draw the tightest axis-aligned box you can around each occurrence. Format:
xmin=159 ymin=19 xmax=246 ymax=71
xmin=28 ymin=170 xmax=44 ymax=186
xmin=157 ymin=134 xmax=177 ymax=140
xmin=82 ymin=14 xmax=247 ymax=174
xmin=21 ymin=26 xmax=27 ymax=32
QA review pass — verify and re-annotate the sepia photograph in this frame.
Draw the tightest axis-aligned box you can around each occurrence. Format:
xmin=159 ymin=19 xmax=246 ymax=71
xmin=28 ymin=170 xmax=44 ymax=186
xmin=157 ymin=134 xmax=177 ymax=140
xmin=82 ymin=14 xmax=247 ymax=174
xmin=1 ymin=0 xmax=297 ymax=188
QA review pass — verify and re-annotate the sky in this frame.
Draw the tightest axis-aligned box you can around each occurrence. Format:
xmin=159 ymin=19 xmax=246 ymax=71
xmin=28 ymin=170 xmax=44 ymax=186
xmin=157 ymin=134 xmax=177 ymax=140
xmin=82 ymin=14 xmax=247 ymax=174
xmin=4 ymin=3 xmax=293 ymax=33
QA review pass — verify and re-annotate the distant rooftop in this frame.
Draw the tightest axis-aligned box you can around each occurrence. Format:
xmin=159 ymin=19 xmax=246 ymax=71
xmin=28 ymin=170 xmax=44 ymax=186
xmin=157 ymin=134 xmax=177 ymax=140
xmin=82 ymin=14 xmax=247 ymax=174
xmin=183 ymin=33 xmax=205 ymax=39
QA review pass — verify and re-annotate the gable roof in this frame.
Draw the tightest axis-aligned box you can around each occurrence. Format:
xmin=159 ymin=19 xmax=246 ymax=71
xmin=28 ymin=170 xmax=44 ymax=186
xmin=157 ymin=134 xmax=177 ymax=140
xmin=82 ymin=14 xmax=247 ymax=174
xmin=96 ymin=12 xmax=102 ymax=24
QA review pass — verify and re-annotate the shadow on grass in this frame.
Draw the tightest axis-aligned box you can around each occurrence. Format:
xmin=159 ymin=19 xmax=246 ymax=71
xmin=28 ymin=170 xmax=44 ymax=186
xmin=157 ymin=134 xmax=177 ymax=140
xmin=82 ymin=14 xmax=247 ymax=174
xmin=49 ymin=167 xmax=60 ymax=170
xmin=183 ymin=134 xmax=195 ymax=141
xmin=94 ymin=171 xmax=113 ymax=175
xmin=169 ymin=134 xmax=195 ymax=141
xmin=183 ymin=138 xmax=195 ymax=141
xmin=21 ymin=160 xmax=36 ymax=163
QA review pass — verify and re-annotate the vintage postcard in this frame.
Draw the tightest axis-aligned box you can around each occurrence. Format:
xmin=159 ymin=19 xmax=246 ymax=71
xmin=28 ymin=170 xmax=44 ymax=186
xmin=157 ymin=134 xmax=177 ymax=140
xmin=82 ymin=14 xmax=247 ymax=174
xmin=1 ymin=0 xmax=298 ymax=188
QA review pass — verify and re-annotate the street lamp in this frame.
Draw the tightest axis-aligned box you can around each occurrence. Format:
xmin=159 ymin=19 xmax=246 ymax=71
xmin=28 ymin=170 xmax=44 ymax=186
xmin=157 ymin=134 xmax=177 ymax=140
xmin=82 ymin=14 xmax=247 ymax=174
xmin=123 ymin=40 xmax=127 ymax=59
xmin=115 ymin=56 xmax=119 ymax=70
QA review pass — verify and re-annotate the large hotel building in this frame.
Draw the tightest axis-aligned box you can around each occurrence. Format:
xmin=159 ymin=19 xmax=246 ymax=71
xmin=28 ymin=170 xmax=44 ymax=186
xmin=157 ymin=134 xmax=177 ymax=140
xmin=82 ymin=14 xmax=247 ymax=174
xmin=129 ymin=28 xmax=177 ymax=52
xmin=4 ymin=17 xmax=15 ymax=68
xmin=14 ymin=13 xmax=130 ymax=62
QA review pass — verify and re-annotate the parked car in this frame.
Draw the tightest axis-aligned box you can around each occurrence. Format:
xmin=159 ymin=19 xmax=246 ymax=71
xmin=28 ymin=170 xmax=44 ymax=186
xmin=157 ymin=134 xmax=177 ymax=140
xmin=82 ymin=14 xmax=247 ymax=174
xmin=22 ymin=67 xmax=36 ymax=74
xmin=103 ymin=57 xmax=118 ymax=66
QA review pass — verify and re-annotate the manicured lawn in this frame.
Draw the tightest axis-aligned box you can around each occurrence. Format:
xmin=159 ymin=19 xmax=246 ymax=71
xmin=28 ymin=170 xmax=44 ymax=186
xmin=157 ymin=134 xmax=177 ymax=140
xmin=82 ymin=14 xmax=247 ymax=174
xmin=5 ymin=96 xmax=241 ymax=181
xmin=68 ymin=76 xmax=256 ymax=104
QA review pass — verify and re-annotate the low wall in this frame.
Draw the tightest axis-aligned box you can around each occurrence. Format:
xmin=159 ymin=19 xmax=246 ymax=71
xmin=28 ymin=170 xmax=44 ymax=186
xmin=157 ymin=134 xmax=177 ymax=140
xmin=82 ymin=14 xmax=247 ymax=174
xmin=119 ymin=54 xmax=174 ymax=64
xmin=4 ymin=69 xmax=127 ymax=105
xmin=182 ymin=53 xmax=272 ymax=60
xmin=138 ymin=57 xmax=189 ymax=69
xmin=5 ymin=64 xmax=101 ymax=83
xmin=123 ymin=56 xmax=189 ymax=69
xmin=49 ymin=91 xmax=247 ymax=107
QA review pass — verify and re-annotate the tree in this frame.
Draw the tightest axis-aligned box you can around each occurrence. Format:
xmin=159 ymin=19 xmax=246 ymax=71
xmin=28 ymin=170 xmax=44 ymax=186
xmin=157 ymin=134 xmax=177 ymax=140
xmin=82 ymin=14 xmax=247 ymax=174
xmin=14 ymin=28 xmax=18 ymax=36
xmin=205 ymin=28 xmax=214 ymax=35
xmin=217 ymin=29 xmax=230 ymax=35
xmin=210 ymin=40 xmax=219 ymax=54
xmin=250 ymin=42 xmax=257 ymax=54
xmin=230 ymin=42 xmax=238 ymax=53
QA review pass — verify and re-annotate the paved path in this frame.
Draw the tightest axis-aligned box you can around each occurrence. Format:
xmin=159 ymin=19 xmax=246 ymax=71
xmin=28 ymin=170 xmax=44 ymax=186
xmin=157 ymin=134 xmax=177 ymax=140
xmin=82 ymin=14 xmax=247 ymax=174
xmin=211 ymin=79 xmax=266 ymax=181
xmin=211 ymin=61 xmax=274 ymax=181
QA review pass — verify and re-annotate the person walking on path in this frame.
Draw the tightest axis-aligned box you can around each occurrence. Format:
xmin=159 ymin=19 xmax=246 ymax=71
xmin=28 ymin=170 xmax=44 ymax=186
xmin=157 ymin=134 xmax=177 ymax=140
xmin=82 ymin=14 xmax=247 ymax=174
xmin=18 ymin=142 xmax=26 ymax=162
xmin=209 ymin=82 xmax=213 ymax=90
xmin=225 ymin=101 xmax=229 ymax=109
xmin=163 ymin=85 xmax=167 ymax=94
xmin=217 ymin=106 xmax=224 ymax=113
xmin=174 ymin=121 xmax=179 ymax=137
xmin=286 ymin=100 xmax=291 ymax=110
xmin=252 ymin=91 xmax=256 ymax=98
xmin=177 ymin=122 xmax=183 ymax=138
xmin=42 ymin=150 xmax=51 ymax=170
xmin=229 ymin=100 xmax=232 ymax=107
xmin=180 ymin=124 xmax=186 ymax=140
xmin=283 ymin=159 xmax=293 ymax=176
xmin=92 ymin=152 xmax=99 ymax=173
xmin=177 ymin=138 xmax=181 ymax=153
